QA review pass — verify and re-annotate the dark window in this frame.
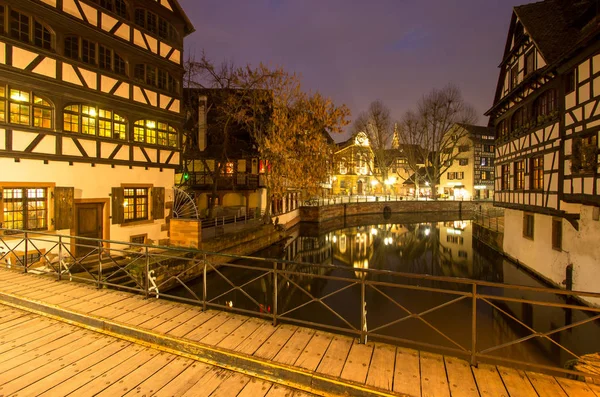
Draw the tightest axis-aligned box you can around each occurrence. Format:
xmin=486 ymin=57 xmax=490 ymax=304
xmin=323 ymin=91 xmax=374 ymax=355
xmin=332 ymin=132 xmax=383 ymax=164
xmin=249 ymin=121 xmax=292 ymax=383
xmin=115 ymin=0 xmax=127 ymax=18
xmin=552 ymin=219 xmax=562 ymax=251
xmin=81 ymin=39 xmax=96 ymax=65
xmin=115 ymin=53 xmax=126 ymax=75
xmin=64 ymin=36 xmax=79 ymax=59
xmin=497 ymin=120 xmax=508 ymax=139
xmin=159 ymin=18 xmax=168 ymax=39
xmin=99 ymin=45 xmax=112 ymax=71
xmin=458 ymin=250 xmax=468 ymax=258
xmin=572 ymin=135 xmax=598 ymax=174
xmin=447 ymin=172 xmax=455 ymax=180
xmin=3 ymin=188 xmax=48 ymax=231
xmin=510 ymin=64 xmax=518 ymax=90
xmin=10 ymin=10 xmax=30 ymax=43
xmin=456 ymin=172 xmax=464 ymax=180
xmin=523 ymin=213 xmax=534 ymax=239
xmin=484 ymin=145 xmax=494 ymax=153
xmin=134 ymin=9 xmax=145 ymax=27
xmin=99 ymin=0 xmax=113 ymax=11
xmin=501 ymin=164 xmax=510 ymax=190
xmin=146 ymin=65 xmax=156 ymax=86
xmin=146 ymin=11 xmax=157 ymax=33
xmin=158 ymin=69 xmax=167 ymax=90
xmin=0 ymin=6 xmax=5 ymax=34
xmin=534 ymin=90 xmax=557 ymax=118
xmin=123 ymin=188 xmax=148 ymax=222
xmin=134 ymin=64 xmax=145 ymax=81
xmin=511 ymin=106 xmax=529 ymax=133
xmin=459 ymin=159 xmax=468 ymax=166
xmin=481 ymin=171 xmax=490 ymax=180
xmin=524 ymin=51 xmax=535 ymax=76
xmin=34 ymin=21 xmax=52 ymax=50
xmin=458 ymin=145 xmax=469 ymax=153
xmin=514 ymin=160 xmax=524 ymax=190
xmin=566 ymin=70 xmax=576 ymax=94
xmin=530 ymin=156 xmax=544 ymax=190
xmin=481 ymin=157 xmax=488 ymax=166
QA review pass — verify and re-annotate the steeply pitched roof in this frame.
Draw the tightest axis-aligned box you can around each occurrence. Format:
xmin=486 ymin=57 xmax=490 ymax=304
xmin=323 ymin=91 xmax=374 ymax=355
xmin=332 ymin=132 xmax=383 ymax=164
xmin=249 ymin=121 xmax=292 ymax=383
xmin=170 ymin=0 xmax=196 ymax=35
xmin=513 ymin=0 xmax=599 ymax=65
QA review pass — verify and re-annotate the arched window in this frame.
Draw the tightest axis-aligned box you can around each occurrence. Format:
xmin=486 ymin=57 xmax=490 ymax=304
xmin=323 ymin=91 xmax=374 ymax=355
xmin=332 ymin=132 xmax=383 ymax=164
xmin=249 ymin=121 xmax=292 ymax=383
xmin=134 ymin=120 xmax=177 ymax=147
xmin=7 ymin=9 xmax=54 ymax=50
xmin=63 ymin=104 xmax=126 ymax=139
xmin=92 ymin=0 xmax=128 ymax=18
xmin=0 ymin=86 xmax=53 ymax=128
xmin=511 ymin=106 xmax=529 ymax=134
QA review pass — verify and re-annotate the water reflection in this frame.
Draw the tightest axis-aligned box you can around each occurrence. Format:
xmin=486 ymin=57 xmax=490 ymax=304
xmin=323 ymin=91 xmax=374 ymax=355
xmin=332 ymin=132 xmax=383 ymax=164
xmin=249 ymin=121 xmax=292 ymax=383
xmin=170 ymin=219 xmax=600 ymax=370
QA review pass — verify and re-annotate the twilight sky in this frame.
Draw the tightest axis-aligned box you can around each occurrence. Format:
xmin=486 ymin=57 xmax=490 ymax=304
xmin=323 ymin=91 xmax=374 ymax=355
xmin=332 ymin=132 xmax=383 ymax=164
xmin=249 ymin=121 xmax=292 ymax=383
xmin=179 ymin=0 xmax=525 ymax=142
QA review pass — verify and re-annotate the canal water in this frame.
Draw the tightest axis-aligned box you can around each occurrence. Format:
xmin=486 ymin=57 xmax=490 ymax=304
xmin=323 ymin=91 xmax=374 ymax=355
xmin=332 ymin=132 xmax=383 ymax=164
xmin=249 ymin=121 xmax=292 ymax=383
xmin=170 ymin=217 xmax=600 ymax=370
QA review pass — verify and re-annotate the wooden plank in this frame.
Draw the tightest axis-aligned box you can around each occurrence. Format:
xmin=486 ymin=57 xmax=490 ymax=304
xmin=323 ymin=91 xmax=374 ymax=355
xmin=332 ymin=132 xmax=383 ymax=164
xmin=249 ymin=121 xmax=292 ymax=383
xmin=254 ymin=324 xmax=298 ymax=361
xmin=210 ymin=371 xmax=252 ymax=397
xmin=9 ymin=339 xmax=129 ymax=396
xmin=66 ymin=347 xmax=158 ymax=396
xmin=37 ymin=344 xmax=145 ymax=397
xmin=274 ymin=327 xmax=315 ymax=366
xmin=366 ymin=343 xmax=396 ymax=391
xmin=185 ymin=311 xmax=232 ymax=342
xmin=0 ymin=322 xmax=67 ymax=357
xmin=167 ymin=310 xmax=219 ymax=338
xmin=444 ymin=356 xmax=478 ymax=397
xmin=121 ymin=356 xmax=195 ymax=396
xmin=137 ymin=305 xmax=190 ymax=330
xmin=200 ymin=313 xmax=249 ymax=346
xmin=472 ymin=363 xmax=509 ymax=397
xmin=152 ymin=308 xmax=200 ymax=334
xmin=234 ymin=321 xmax=278 ymax=356
xmin=340 ymin=339 xmax=374 ymax=384
xmin=526 ymin=372 xmax=568 ymax=397
xmin=587 ymin=383 xmax=600 ymax=396
xmin=556 ymin=377 xmax=598 ymax=397
xmin=316 ymin=335 xmax=353 ymax=378
xmin=420 ymin=352 xmax=450 ymax=397
xmin=393 ymin=347 xmax=421 ymax=397
xmin=497 ymin=366 xmax=538 ymax=397
xmin=217 ymin=317 xmax=265 ymax=351
xmin=0 ymin=313 xmax=35 ymax=331
xmin=95 ymin=352 xmax=176 ymax=396
xmin=237 ymin=378 xmax=274 ymax=397
xmin=294 ymin=331 xmax=334 ymax=372
xmin=0 ymin=316 xmax=53 ymax=340
xmin=0 ymin=334 xmax=114 ymax=395
xmin=181 ymin=368 xmax=232 ymax=397
xmin=265 ymin=384 xmax=298 ymax=396
xmin=152 ymin=362 xmax=214 ymax=397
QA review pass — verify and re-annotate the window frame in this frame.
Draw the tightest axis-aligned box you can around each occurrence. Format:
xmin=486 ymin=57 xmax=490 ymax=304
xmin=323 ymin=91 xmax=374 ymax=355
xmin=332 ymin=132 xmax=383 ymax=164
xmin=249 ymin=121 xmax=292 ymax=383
xmin=133 ymin=119 xmax=178 ymax=148
xmin=523 ymin=213 xmax=534 ymax=240
xmin=530 ymin=156 xmax=544 ymax=190
xmin=524 ymin=50 xmax=535 ymax=77
xmin=7 ymin=9 xmax=54 ymax=51
xmin=514 ymin=160 xmax=525 ymax=190
xmin=0 ymin=86 xmax=54 ymax=129
xmin=123 ymin=187 xmax=149 ymax=223
xmin=552 ymin=218 xmax=562 ymax=251
xmin=501 ymin=164 xmax=510 ymax=190
xmin=2 ymin=187 xmax=49 ymax=232
xmin=63 ymin=104 xmax=126 ymax=140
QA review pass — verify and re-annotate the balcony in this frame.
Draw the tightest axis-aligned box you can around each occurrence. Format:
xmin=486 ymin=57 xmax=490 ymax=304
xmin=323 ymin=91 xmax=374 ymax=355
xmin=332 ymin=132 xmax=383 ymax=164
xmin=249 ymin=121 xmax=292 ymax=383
xmin=186 ymin=172 xmax=265 ymax=190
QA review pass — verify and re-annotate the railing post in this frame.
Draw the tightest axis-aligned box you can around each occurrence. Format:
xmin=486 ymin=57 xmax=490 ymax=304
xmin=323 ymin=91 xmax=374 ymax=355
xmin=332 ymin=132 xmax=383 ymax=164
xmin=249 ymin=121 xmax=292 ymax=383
xmin=23 ymin=232 xmax=28 ymax=273
xmin=273 ymin=261 xmax=278 ymax=326
xmin=360 ymin=272 xmax=367 ymax=344
xmin=97 ymin=240 xmax=103 ymax=289
xmin=202 ymin=254 xmax=207 ymax=311
xmin=144 ymin=246 xmax=150 ymax=298
xmin=471 ymin=283 xmax=478 ymax=367
xmin=57 ymin=235 xmax=63 ymax=281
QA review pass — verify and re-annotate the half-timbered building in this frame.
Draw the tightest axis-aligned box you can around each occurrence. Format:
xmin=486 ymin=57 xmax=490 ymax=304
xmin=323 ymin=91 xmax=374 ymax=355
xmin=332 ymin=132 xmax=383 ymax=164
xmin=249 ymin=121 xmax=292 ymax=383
xmin=0 ymin=0 xmax=194 ymax=249
xmin=487 ymin=0 xmax=600 ymax=295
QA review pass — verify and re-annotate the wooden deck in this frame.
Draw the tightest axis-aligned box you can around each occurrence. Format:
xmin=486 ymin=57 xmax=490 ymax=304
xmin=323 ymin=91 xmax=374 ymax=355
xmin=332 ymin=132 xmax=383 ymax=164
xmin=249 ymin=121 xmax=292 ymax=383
xmin=0 ymin=304 xmax=315 ymax=396
xmin=0 ymin=267 xmax=599 ymax=397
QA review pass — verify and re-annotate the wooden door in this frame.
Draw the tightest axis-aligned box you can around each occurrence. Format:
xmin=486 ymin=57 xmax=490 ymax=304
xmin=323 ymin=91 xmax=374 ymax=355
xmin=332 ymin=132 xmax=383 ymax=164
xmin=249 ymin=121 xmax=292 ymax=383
xmin=357 ymin=180 xmax=363 ymax=195
xmin=75 ymin=203 xmax=103 ymax=257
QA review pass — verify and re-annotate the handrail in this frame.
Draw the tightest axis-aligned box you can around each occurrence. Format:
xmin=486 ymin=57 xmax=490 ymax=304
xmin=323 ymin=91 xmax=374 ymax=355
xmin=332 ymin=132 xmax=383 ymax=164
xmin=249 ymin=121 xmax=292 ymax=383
xmin=1 ymin=227 xmax=599 ymax=380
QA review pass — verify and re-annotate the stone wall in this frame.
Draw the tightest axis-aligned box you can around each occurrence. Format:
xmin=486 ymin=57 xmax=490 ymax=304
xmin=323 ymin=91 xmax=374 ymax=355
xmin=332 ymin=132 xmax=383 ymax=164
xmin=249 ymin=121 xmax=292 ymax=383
xmin=170 ymin=219 xmax=202 ymax=249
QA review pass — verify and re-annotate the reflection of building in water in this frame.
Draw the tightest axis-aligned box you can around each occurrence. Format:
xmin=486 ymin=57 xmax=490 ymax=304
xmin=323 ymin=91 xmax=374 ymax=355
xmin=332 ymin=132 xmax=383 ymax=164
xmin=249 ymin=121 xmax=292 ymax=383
xmin=438 ymin=220 xmax=473 ymax=278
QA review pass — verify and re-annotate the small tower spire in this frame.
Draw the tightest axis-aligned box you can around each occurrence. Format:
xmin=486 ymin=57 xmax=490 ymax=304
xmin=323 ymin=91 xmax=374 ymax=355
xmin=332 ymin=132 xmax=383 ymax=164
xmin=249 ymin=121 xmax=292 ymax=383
xmin=392 ymin=123 xmax=400 ymax=149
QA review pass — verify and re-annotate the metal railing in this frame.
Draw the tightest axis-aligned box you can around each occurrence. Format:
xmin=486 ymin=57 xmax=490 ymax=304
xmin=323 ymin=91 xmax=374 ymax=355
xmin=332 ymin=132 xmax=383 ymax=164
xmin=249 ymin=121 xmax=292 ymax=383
xmin=302 ymin=195 xmax=493 ymax=206
xmin=473 ymin=207 xmax=505 ymax=232
xmin=0 ymin=227 xmax=599 ymax=380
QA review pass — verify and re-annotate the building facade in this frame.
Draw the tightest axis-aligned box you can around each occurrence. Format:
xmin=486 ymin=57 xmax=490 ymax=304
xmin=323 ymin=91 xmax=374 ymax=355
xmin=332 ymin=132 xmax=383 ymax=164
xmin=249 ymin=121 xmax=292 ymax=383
xmin=438 ymin=124 xmax=495 ymax=200
xmin=487 ymin=0 xmax=600 ymax=296
xmin=0 ymin=0 xmax=193 ymax=249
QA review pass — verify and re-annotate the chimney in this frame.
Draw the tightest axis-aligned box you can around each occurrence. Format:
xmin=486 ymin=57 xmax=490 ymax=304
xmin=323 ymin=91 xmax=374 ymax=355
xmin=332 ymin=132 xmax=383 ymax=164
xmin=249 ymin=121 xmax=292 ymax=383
xmin=198 ymin=95 xmax=207 ymax=152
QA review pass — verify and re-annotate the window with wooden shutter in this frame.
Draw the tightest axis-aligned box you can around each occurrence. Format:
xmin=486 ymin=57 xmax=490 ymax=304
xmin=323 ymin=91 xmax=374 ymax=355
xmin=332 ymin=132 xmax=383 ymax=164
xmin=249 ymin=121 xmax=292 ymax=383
xmin=111 ymin=187 xmax=124 ymax=224
xmin=151 ymin=187 xmax=165 ymax=220
xmin=54 ymin=187 xmax=74 ymax=230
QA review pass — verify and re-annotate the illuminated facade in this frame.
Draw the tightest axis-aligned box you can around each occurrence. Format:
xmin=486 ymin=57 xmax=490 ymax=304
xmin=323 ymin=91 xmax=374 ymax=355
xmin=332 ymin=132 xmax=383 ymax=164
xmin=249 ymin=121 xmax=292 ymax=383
xmin=0 ymin=0 xmax=194 ymax=248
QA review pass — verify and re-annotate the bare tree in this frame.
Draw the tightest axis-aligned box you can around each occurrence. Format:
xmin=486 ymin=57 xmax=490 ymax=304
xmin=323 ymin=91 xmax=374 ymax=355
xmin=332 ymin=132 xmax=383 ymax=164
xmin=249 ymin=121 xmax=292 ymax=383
xmin=352 ymin=100 xmax=397 ymax=191
xmin=397 ymin=85 xmax=477 ymax=199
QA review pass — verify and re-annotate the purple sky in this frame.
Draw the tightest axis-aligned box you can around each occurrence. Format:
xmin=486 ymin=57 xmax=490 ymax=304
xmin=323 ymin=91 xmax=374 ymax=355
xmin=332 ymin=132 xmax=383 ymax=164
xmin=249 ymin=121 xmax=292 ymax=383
xmin=179 ymin=0 xmax=525 ymax=142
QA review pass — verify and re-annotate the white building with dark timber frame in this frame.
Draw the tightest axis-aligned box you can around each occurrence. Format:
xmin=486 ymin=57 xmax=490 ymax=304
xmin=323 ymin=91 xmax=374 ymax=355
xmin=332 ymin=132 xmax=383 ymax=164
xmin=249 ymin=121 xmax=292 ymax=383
xmin=486 ymin=0 xmax=600 ymax=297
xmin=0 ymin=0 xmax=194 ymax=252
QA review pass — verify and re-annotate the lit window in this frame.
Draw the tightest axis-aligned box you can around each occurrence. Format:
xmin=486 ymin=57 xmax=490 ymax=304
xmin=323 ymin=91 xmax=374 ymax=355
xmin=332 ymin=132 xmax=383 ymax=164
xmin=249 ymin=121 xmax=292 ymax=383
xmin=63 ymin=104 xmax=125 ymax=139
xmin=3 ymin=187 xmax=48 ymax=231
xmin=530 ymin=156 xmax=544 ymax=190
xmin=123 ymin=188 xmax=148 ymax=222
xmin=514 ymin=160 xmax=524 ymax=190
xmin=134 ymin=119 xmax=177 ymax=147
